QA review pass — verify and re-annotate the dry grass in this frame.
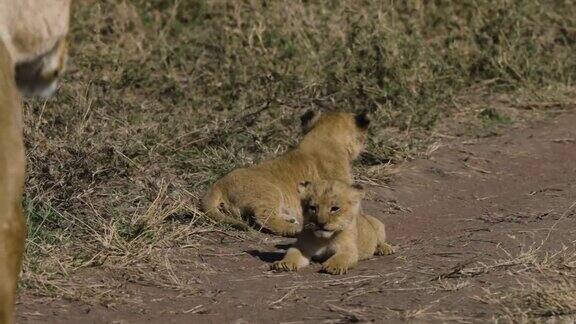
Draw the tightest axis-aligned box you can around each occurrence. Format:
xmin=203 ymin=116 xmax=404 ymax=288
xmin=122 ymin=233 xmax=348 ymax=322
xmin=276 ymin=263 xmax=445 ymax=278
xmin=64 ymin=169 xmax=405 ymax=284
xmin=494 ymin=279 xmax=576 ymax=320
xmin=19 ymin=0 xmax=576 ymax=307
xmin=472 ymin=244 xmax=576 ymax=322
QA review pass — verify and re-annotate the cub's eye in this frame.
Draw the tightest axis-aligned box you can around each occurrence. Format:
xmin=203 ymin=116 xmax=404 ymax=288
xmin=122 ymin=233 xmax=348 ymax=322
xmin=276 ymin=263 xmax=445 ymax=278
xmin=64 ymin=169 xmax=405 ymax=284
xmin=330 ymin=206 xmax=340 ymax=213
xmin=308 ymin=205 xmax=317 ymax=213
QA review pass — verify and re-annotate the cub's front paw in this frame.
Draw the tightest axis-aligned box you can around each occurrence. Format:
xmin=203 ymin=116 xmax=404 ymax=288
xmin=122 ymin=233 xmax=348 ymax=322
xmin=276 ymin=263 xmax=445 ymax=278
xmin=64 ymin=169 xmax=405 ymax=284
xmin=321 ymin=259 xmax=350 ymax=275
xmin=271 ymin=260 xmax=300 ymax=272
xmin=375 ymin=243 xmax=394 ymax=256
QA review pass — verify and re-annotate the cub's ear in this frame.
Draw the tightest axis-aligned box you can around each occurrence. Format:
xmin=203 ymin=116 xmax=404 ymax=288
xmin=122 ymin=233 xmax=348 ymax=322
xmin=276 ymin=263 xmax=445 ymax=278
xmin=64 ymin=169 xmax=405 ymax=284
xmin=298 ymin=181 xmax=312 ymax=197
xmin=301 ymin=110 xmax=321 ymax=133
xmin=350 ymin=183 xmax=365 ymax=200
xmin=355 ymin=112 xmax=371 ymax=130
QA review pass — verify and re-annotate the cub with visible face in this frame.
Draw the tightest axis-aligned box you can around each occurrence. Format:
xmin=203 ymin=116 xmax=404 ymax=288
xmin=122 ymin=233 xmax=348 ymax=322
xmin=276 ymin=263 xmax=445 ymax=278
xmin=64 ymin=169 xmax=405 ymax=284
xmin=202 ymin=111 xmax=370 ymax=236
xmin=272 ymin=180 xmax=393 ymax=275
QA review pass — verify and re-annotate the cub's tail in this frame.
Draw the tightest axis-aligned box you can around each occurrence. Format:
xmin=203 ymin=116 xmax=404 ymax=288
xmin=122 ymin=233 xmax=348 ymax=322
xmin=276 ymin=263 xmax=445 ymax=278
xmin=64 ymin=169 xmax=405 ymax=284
xmin=201 ymin=186 xmax=249 ymax=231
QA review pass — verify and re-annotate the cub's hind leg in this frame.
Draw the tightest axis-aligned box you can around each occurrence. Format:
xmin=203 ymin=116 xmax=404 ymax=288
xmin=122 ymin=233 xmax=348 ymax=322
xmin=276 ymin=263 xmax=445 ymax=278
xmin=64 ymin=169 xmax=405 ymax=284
xmin=366 ymin=215 xmax=394 ymax=256
xmin=375 ymin=242 xmax=394 ymax=256
xmin=214 ymin=172 xmax=301 ymax=236
xmin=202 ymin=185 xmax=250 ymax=231
xmin=245 ymin=186 xmax=301 ymax=236
xmin=249 ymin=202 xmax=301 ymax=236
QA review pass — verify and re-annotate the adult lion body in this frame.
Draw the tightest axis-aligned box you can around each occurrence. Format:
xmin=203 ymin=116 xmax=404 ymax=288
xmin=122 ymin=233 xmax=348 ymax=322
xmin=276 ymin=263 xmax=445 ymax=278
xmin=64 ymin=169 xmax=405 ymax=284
xmin=203 ymin=111 xmax=370 ymax=236
xmin=0 ymin=1 xmax=70 ymax=322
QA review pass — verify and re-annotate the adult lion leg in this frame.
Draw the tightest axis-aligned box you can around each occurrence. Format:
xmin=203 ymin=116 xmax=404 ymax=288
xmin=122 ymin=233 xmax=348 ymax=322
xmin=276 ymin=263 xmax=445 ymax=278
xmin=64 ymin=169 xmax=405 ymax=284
xmin=0 ymin=106 xmax=25 ymax=324
xmin=0 ymin=206 xmax=25 ymax=324
xmin=0 ymin=41 xmax=27 ymax=324
xmin=0 ymin=1 xmax=72 ymax=321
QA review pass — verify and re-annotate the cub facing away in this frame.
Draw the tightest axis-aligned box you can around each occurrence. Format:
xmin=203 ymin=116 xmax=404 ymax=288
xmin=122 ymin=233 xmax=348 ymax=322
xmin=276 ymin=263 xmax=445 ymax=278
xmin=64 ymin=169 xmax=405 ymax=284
xmin=271 ymin=180 xmax=393 ymax=275
xmin=202 ymin=110 xmax=370 ymax=236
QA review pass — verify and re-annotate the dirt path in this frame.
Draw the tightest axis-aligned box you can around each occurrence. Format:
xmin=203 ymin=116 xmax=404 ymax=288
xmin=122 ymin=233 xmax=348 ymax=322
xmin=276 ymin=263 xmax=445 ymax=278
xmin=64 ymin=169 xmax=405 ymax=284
xmin=18 ymin=113 xmax=576 ymax=323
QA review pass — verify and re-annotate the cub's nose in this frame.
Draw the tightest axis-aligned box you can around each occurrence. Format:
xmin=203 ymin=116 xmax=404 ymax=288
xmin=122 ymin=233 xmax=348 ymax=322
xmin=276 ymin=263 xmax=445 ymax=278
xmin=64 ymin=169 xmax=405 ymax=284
xmin=316 ymin=221 xmax=327 ymax=230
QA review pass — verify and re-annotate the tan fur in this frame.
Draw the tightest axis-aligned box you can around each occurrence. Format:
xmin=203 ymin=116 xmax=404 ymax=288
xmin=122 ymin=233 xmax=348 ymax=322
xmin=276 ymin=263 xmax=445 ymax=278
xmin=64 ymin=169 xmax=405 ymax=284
xmin=202 ymin=111 xmax=370 ymax=236
xmin=0 ymin=1 xmax=71 ymax=322
xmin=271 ymin=180 xmax=393 ymax=275
xmin=0 ymin=0 xmax=70 ymax=97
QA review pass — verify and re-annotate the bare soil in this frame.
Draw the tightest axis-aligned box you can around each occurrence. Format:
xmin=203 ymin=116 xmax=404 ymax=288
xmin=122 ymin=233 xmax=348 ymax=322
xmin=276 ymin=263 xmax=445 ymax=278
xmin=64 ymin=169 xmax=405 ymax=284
xmin=17 ymin=112 xmax=576 ymax=323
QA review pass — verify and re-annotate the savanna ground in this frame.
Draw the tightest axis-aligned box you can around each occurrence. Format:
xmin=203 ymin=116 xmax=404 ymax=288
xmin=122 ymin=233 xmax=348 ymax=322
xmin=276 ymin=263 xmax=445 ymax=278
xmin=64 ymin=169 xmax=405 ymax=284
xmin=16 ymin=0 xmax=576 ymax=322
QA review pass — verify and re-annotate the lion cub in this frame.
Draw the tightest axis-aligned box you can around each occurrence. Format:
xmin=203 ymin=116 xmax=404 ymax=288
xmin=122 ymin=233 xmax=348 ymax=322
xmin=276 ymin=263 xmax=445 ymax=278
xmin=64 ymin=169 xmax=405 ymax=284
xmin=272 ymin=180 xmax=393 ymax=274
xmin=202 ymin=111 xmax=370 ymax=236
